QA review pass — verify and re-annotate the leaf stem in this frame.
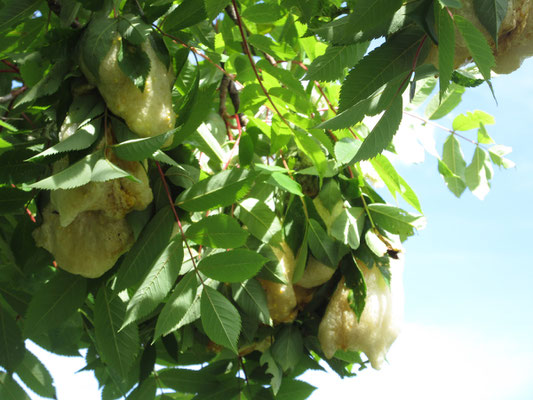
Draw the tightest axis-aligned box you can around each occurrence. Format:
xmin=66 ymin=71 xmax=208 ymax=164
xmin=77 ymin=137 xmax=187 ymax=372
xmin=359 ymin=193 xmax=375 ymax=229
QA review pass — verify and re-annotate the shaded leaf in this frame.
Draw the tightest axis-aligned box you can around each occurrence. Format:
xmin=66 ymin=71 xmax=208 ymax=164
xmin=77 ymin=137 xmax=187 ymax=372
xmin=118 ymin=14 xmax=151 ymax=45
xmin=0 ymin=304 xmax=24 ymax=372
xmin=276 ymin=379 xmax=316 ymax=400
xmin=231 ymin=279 xmax=271 ymax=325
xmin=15 ymin=350 xmax=56 ymax=399
xmin=0 ymin=187 xmax=32 ymax=215
xmin=235 ymin=198 xmax=283 ymax=245
xmin=112 ymin=130 xmax=175 ymax=161
xmin=271 ymin=325 xmax=303 ymax=372
xmin=473 ymin=0 xmax=508 ymax=47
xmin=200 ymin=286 xmax=241 ymax=354
xmin=163 ymin=0 xmax=207 ymax=33
xmin=331 ymin=207 xmax=365 ymax=250
xmin=0 ymin=372 xmax=30 ymax=400
xmin=367 ymin=204 xmax=426 ymax=238
xmin=0 ymin=0 xmax=42 ymax=32
xmin=305 ymin=43 xmax=368 ymax=82
xmin=438 ymin=6 xmax=455 ymax=99
xmin=186 ymin=214 xmax=249 ymax=248
xmin=118 ymin=40 xmax=151 ymax=92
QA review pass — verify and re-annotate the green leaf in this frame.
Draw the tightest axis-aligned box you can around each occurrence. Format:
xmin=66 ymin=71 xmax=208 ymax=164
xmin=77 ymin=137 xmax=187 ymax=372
xmin=293 ymin=128 xmax=327 ymax=179
xmin=488 ymin=144 xmax=515 ymax=168
xmin=266 ymin=172 xmax=303 ymax=196
xmin=348 ymin=0 xmax=403 ymax=34
xmin=24 ymin=272 xmax=87 ymax=339
xmin=305 ymin=43 xmax=368 ymax=82
xmin=204 ymin=0 xmax=230 ymax=21
xmin=439 ymin=0 xmax=463 ymax=7
xmin=29 ymin=120 xmax=101 ymax=161
xmin=0 ymin=304 xmax=24 ymax=372
xmin=0 ymin=187 xmax=32 ymax=215
xmin=477 ymin=123 xmax=495 ymax=144
xmin=118 ymin=40 xmax=151 ymax=92
xmin=94 ymin=286 xmax=139 ymax=378
xmin=451 ymin=69 xmax=484 ymax=87
xmin=0 ymin=119 xmax=17 ymax=132
xmin=78 ymin=16 xmax=117 ymax=81
xmin=14 ymin=60 xmax=70 ymax=107
xmin=198 ymin=249 xmax=267 ymax=283
xmin=0 ymin=0 xmax=42 ymax=32
xmin=339 ymin=29 xmax=428 ymax=111
xmin=438 ymin=6 xmax=455 ymax=99
xmin=334 ymin=137 xmax=361 ymax=165
xmin=465 ymin=146 xmax=491 ymax=199
xmin=154 ymin=271 xmax=202 ymax=340
xmin=158 ymin=368 xmax=217 ymax=394
xmin=231 ymin=279 xmax=271 ymax=325
xmin=331 ymin=207 xmax=365 ymax=250
xmin=425 ymin=83 xmax=465 ymax=120
xmin=454 ymin=15 xmax=495 ymax=81
xmin=115 ymin=206 xmax=175 ymax=292
xmin=123 ymin=237 xmax=184 ymax=328
xmin=15 ymin=350 xmax=56 ymax=399
xmin=340 ymin=255 xmax=366 ymax=322
xmin=352 ymin=96 xmax=403 ymax=163
xmin=371 ymin=155 xmax=422 ymax=212
xmin=242 ymin=3 xmax=283 ymax=23
xmin=452 ymin=110 xmax=495 ymax=131
xmin=307 ymin=219 xmax=345 ymax=267
xmin=200 ymin=286 xmax=241 ymax=354
xmin=367 ymin=204 xmax=426 ymax=238
xmin=186 ymin=214 xmax=249 ymax=248
xmin=112 ymin=130 xmax=174 ymax=161
xmin=0 ymin=372 xmax=30 ymax=400
xmin=176 ymin=169 xmax=256 ymax=212
xmin=276 ymin=379 xmax=316 ymax=400
xmin=163 ymin=0 xmax=207 ymax=33
xmin=247 ymin=35 xmax=297 ymax=60
xmin=235 ymin=198 xmax=283 ymax=245
xmin=271 ymin=325 xmax=303 ymax=372
xmin=473 ymin=0 xmax=508 ymax=47
xmin=118 ymin=14 xmax=151 ymax=45
xmin=126 ymin=377 xmax=156 ymax=400
xmin=29 ymin=150 xmax=135 ymax=190
xmin=441 ymin=134 xmax=467 ymax=197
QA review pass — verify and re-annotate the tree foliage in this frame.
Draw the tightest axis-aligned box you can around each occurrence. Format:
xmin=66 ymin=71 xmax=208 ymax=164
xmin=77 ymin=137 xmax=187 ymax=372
xmin=0 ymin=0 xmax=519 ymax=398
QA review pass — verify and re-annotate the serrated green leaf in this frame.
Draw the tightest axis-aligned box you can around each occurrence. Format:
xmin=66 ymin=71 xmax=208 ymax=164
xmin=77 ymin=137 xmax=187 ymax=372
xmin=0 ymin=304 xmax=24 ymax=373
xmin=293 ymin=128 xmax=327 ymax=179
xmin=154 ymin=271 xmax=202 ymax=340
xmin=115 ymin=206 xmax=175 ymax=292
xmin=79 ymin=16 xmax=117 ymax=81
xmin=331 ymin=207 xmax=365 ymax=250
xmin=204 ymin=0 xmax=230 ymax=21
xmin=150 ymin=150 xmax=182 ymax=168
xmin=276 ymin=379 xmax=316 ymax=400
xmin=0 ymin=372 xmax=31 ymax=400
xmin=176 ymin=169 xmax=256 ymax=212
xmin=118 ymin=40 xmax=151 ymax=92
xmin=0 ymin=187 xmax=32 ymax=215
xmin=465 ymin=146 xmax=491 ymax=199
xmin=200 ymin=286 xmax=241 ymax=354
xmin=247 ymin=35 xmax=297 ymax=60
xmin=441 ymin=134 xmax=467 ymax=197
xmin=24 ymin=272 xmax=86 ymax=339
xmin=256 ymin=59 xmax=306 ymax=98
xmin=339 ymin=29 xmax=428 ymax=111
xmin=438 ymin=6 xmax=455 ymax=99
xmin=348 ymin=0 xmax=403 ymax=34
xmin=0 ymin=0 xmax=42 ymax=32
xmin=112 ymin=130 xmax=174 ymax=161
xmin=14 ymin=60 xmax=70 ymax=107
xmin=425 ymin=83 xmax=465 ymax=120
xmin=235 ymin=198 xmax=283 ymax=245
xmin=94 ymin=286 xmax=139 ymax=378
xmin=305 ymin=43 xmax=368 ymax=82
xmin=29 ymin=150 xmax=135 ymax=190
xmin=186 ymin=214 xmax=248 ymax=248
xmin=352 ymin=96 xmax=403 ymax=163
xmin=15 ymin=350 xmax=56 ymax=399
xmin=371 ymin=154 xmax=422 ymax=212
xmin=452 ymin=110 xmax=495 ymax=131
xmin=477 ymin=123 xmax=495 ymax=144
xmin=340 ymin=255 xmax=366 ymax=322
xmin=367 ymin=203 xmax=426 ymax=238
xmin=118 ymin=14 xmax=151 ymax=45
xmin=163 ymin=0 xmax=207 ymax=33
xmin=0 ymin=119 xmax=17 ymax=131
xmin=198 ymin=249 xmax=267 ymax=282
xmin=334 ymin=137 xmax=361 ymax=165
xmin=242 ymin=3 xmax=283 ymax=23
xmin=488 ymin=144 xmax=515 ymax=168
xmin=451 ymin=69 xmax=484 ymax=87
xmin=126 ymin=377 xmax=156 ymax=400
xmin=271 ymin=325 xmax=303 ymax=372
xmin=29 ymin=120 xmax=101 ymax=161
xmin=307 ymin=219 xmax=346 ymax=267
xmin=158 ymin=368 xmax=217 ymax=394
xmin=231 ymin=279 xmax=271 ymax=325
xmin=473 ymin=0 xmax=508 ymax=47
xmin=123 ymin=237 xmax=184 ymax=328
xmin=266 ymin=172 xmax=303 ymax=196
xmin=454 ymin=15 xmax=495 ymax=81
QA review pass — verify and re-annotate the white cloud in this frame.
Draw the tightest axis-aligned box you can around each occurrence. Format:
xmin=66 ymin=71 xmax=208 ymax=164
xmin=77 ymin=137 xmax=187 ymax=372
xmin=304 ymin=323 xmax=533 ymax=400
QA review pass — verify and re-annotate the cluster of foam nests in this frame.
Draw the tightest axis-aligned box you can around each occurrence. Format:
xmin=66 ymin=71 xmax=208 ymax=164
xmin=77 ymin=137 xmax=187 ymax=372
xmin=33 ymin=22 xmax=176 ymax=278
xmin=430 ymin=0 xmax=533 ymax=73
xmin=258 ymin=197 xmax=404 ymax=370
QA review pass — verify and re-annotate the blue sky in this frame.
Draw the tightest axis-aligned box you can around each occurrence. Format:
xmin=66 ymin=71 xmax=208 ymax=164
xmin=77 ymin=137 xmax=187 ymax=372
xmin=23 ymin=60 xmax=533 ymax=400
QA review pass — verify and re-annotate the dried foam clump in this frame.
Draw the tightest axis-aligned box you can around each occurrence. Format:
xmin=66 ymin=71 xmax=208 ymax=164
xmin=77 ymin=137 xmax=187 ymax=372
xmin=295 ymin=256 xmax=335 ymax=289
xmin=80 ymin=36 xmax=176 ymax=138
xmin=259 ymin=242 xmax=298 ymax=323
xmin=33 ymin=205 xmax=134 ymax=278
xmin=318 ymin=256 xmax=404 ymax=369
